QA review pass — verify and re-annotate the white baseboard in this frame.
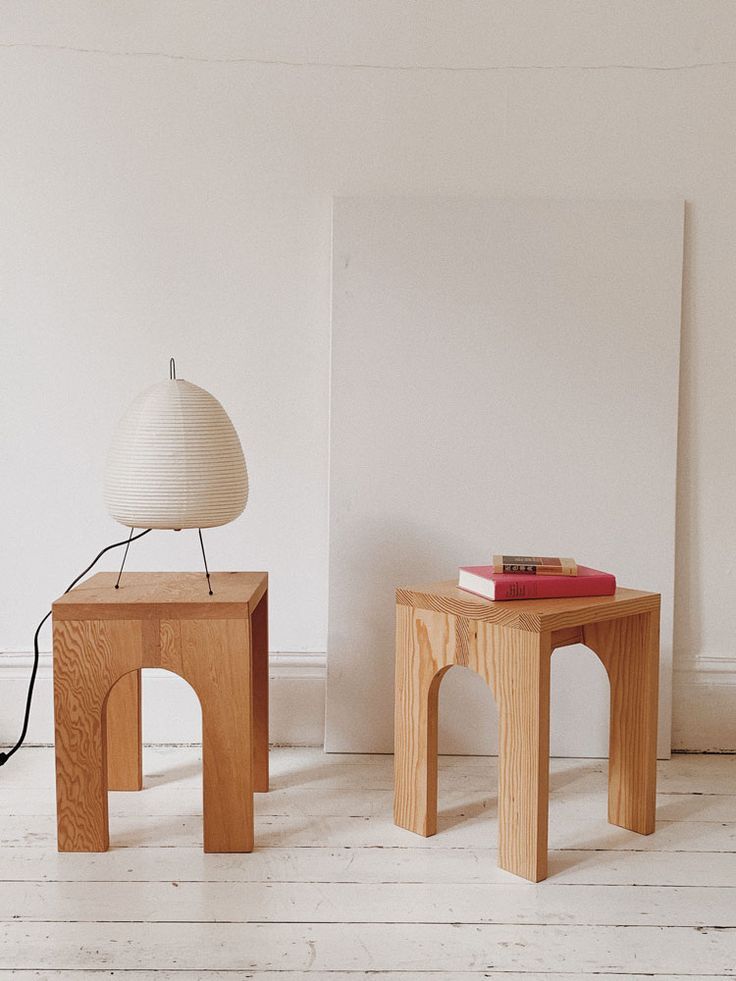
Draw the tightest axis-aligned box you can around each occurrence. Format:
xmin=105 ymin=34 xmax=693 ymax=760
xmin=672 ymin=655 xmax=736 ymax=752
xmin=0 ymin=652 xmax=326 ymax=748
xmin=5 ymin=650 xmax=734 ymax=753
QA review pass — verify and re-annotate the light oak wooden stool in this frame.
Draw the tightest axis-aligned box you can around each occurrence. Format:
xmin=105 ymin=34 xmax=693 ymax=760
xmin=52 ymin=571 xmax=268 ymax=853
xmin=393 ymin=582 xmax=660 ymax=882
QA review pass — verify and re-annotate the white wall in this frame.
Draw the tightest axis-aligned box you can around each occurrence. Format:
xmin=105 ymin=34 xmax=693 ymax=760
xmin=2 ymin=1 xmax=735 ymax=751
xmin=2 ymin=194 xmax=331 ymax=652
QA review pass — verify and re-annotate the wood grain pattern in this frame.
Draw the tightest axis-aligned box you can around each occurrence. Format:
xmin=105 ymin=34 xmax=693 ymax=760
xmin=105 ymin=670 xmax=142 ymax=791
xmin=493 ymin=629 xmax=551 ymax=882
xmin=550 ymin=625 xmax=584 ymax=648
xmin=396 ymin=581 xmax=659 ymax=632
xmin=584 ymin=610 xmax=660 ymax=834
xmin=251 ymin=590 xmax=269 ymax=793
xmin=393 ymin=588 xmax=661 ymax=882
xmin=53 ymin=619 xmax=144 ymax=851
xmin=52 ymin=573 xmax=268 ymax=854
xmin=167 ymin=618 xmax=254 ymax=853
xmin=53 ymin=571 xmax=267 ymax=620
xmin=393 ymin=606 xmax=551 ymax=880
xmin=393 ymin=606 xmax=448 ymax=837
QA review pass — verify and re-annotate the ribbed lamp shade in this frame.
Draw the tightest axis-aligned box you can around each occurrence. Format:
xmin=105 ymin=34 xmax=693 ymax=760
xmin=104 ymin=378 xmax=248 ymax=530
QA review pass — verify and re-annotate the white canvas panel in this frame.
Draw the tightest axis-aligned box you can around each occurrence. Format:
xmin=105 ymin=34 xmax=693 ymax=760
xmin=326 ymin=197 xmax=683 ymax=756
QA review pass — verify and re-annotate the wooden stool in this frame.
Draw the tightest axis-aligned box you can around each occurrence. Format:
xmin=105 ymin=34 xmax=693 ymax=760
xmin=393 ymin=582 xmax=660 ymax=882
xmin=52 ymin=572 xmax=269 ymax=853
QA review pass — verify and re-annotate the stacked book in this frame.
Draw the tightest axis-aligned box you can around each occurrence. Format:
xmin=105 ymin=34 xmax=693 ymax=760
xmin=458 ymin=555 xmax=616 ymax=601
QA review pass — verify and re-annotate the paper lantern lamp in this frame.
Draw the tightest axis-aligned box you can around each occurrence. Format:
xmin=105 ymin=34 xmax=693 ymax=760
xmin=0 ymin=361 xmax=248 ymax=768
xmin=104 ymin=362 xmax=248 ymax=531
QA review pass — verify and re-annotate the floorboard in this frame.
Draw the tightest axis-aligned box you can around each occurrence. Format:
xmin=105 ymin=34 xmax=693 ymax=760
xmin=1 ymin=975 xmax=732 ymax=981
xmin=0 ymin=748 xmax=734 ymax=976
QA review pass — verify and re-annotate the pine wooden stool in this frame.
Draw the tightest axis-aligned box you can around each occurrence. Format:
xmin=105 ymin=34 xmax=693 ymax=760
xmin=393 ymin=582 xmax=660 ymax=882
xmin=52 ymin=571 xmax=268 ymax=853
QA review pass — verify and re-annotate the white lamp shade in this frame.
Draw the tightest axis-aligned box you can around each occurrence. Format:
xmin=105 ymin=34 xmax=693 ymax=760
xmin=104 ymin=378 xmax=248 ymax=530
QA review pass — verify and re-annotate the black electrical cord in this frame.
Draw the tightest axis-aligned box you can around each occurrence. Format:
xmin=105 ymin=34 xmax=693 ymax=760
xmin=0 ymin=528 xmax=152 ymax=768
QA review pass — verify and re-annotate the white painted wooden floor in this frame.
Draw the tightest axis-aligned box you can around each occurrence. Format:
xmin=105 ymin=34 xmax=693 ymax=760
xmin=1 ymin=747 xmax=735 ymax=979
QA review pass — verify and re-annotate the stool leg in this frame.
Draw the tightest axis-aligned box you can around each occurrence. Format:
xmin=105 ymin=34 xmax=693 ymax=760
xmin=179 ymin=619 xmax=254 ymax=852
xmin=585 ymin=612 xmax=659 ymax=835
xmin=251 ymin=590 xmax=269 ymax=793
xmin=106 ymin=669 xmax=143 ymax=791
xmin=494 ymin=629 xmax=551 ymax=882
xmin=53 ymin=619 xmax=112 ymax=852
xmin=394 ymin=605 xmax=446 ymax=837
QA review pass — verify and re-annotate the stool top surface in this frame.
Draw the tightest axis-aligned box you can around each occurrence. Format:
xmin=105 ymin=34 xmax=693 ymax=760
xmin=53 ymin=572 xmax=267 ymax=620
xmin=397 ymin=580 xmax=660 ymax=632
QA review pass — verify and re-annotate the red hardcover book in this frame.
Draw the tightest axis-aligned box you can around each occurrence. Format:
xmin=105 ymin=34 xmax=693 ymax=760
xmin=458 ymin=564 xmax=616 ymax=601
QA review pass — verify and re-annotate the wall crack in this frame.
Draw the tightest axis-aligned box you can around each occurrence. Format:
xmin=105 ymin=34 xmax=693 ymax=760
xmin=1 ymin=41 xmax=736 ymax=73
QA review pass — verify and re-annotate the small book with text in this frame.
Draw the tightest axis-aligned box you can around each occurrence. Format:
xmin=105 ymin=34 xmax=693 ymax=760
xmin=492 ymin=555 xmax=577 ymax=576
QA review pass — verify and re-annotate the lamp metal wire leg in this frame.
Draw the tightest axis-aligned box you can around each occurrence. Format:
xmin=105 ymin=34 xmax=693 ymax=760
xmin=198 ymin=528 xmax=213 ymax=595
xmin=114 ymin=527 xmax=135 ymax=589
